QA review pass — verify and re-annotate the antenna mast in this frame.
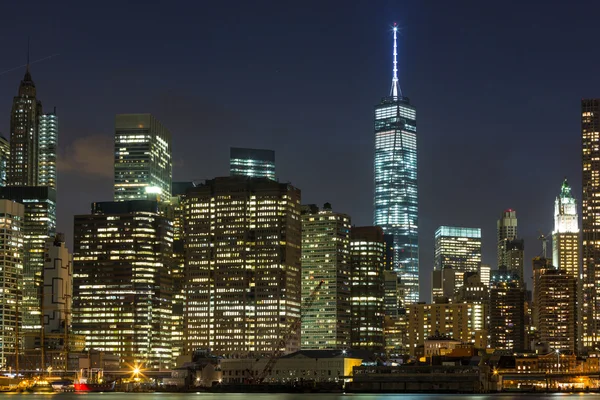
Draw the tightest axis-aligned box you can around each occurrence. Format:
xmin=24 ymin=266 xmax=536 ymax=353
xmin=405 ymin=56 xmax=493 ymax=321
xmin=390 ymin=23 xmax=402 ymax=98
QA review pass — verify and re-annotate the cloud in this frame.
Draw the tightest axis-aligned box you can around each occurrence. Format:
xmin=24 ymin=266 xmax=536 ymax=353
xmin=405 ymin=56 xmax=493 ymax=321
xmin=58 ymin=135 xmax=113 ymax=178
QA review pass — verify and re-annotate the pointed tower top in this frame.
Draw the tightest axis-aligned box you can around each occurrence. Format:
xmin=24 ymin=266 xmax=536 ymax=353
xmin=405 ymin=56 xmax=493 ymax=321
xmin=560 ymin=177 xmax=573 ymax=199
xmin=22 ymin=37 xmax=33 ymax=84
xmin=390 ymin=23 xmax=402 ymax=99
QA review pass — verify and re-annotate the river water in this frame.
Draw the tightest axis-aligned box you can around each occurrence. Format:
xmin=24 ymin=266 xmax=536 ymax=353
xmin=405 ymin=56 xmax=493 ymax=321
xmin=11 ymin=394 xmax=600 ymax=399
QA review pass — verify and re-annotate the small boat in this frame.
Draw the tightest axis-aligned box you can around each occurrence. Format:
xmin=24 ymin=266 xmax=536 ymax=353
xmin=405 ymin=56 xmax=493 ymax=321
xmin=51 ymin=379 xmax=74 ymax=392
xmin=74 ymin=368 xmax=115 ymax=392
xmin=26 ymin=380 xmax=54 ymax=393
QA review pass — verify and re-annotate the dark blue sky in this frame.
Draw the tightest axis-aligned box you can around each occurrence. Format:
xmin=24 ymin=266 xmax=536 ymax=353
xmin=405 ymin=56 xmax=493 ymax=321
xmin=0 ymin=1 xmax=593 ymax=299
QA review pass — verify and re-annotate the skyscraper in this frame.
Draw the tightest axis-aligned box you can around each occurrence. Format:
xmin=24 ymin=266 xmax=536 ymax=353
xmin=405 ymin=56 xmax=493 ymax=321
xmin=582 ymin=98 xmax=600 ymax=351
xmin=552 ymin=178 xmax=580 ymax=277
xmin=0 ymin=187 xmax=56 ymax=332
xmin=38 ymin=109 xmax=58 ymax=190
xmin=184 ymin=177 xmax=301 ymax=357
xmin=497 ymin=209 xmax=518 ymax=267
xmin=73 ymin=200 xmax=173 ymax=369
xmin=504 ymin=239 xmax=525 ymax=283
xmin=349 ymin=226 xmax=385 ymax=353
xmin=230 ymin=147 xmax=276 ymax=180
xmin=9 ymin=66 xmax=41 ymax=187
xmin=434 ymin=226 xmax=482 ymax=291
xmin=114 ymin=114 xmax=172 ymax=202
xmin=489 ymin=273 xmax=525 ymax=352
xmin=373 ymin=24 xmax=418 ymax=305
xmin=0 ymin=136 xmax=9 ymax=187
xmin=301 ymin=204 xmax=351 ymax=350
xmin=0 ymin=200 xmax=24 ymax=368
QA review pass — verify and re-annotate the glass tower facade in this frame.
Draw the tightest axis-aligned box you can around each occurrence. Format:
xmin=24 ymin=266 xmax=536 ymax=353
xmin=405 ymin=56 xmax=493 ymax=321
xmin=0 ymin=136 xmax=9 ymax=187
xmin=230 ymin=147 xmax=276 ymax=180
xmin=114 ymin=114 xmax=172 ymax=202
xmin=434 ymin=226 xmax=482 ymax=291
xmin=38 ymin=110 xmax=58 ymax=190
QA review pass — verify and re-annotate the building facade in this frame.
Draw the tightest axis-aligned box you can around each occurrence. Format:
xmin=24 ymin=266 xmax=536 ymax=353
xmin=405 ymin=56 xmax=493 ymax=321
xmin=489 ymin=276 xmax=525 ymax=352
xmin=349 ymin=226 xmax=385 ymax=352
xmin=300 ymin=204 xmax=351 ymax=350
xmin=183 ymin=177 xmax=301 ymax=357
xmin=114 ymin=114 xmax=172 ymax=201
xmin=552 ymin=178 xmax=580 ymax=277
xmin=497 ymin=209 xmax=518 ymax=268
xmin=73 ymin=201 xmax=173 ymax=369
xmin=434 ymin=226 xmax=482 ymax=292
xmin=582 ymin=99 xmax=600 ymax=351
xmin=431 ymin=266 xmax=455 ymax=301
xmin=230 ymin=147 xmax=276 ymax=180
xmin=0 ymin=136 xmax=9 ymax=187
xmin=0 ymin=200 xmax=24 ymax=368
xmin=373 ymin=25 xmax=418 ymax=305
xmin=38 ymin=109 xmax=58 ymax=190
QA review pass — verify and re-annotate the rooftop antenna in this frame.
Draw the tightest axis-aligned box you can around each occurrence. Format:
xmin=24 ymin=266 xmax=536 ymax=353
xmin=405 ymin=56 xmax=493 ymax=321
xmin=390 ymin=23 xmax=402 ymax=98
xmin=27 ymin=37 xmax=30 ymax=70
xmin=538 ymin=232 xmax=549 ymax=258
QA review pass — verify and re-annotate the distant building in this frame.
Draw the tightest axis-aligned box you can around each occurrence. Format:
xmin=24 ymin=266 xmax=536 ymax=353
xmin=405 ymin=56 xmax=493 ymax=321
xmin=434 ymin=227 xmax=482 ymax=291
xmin=229 ymin=147 xmax=275 ymax=180
xmin=350 ymin=226 xmax=385 ymax=353
xmin=73 ymin=200 xmax=173 ymax=369
xmin=0 ymin=136 xmax=9 ymax=187
xmin=431 ymin=266 xmax=455 ymax=302
xmin=0 ymin=200 xmax=24 ymax=368
xmin=38 ymin=109 xmax=58 ymax=190
xmin=552 ymin=178 xmax=580 ymax=278
xmin=301 ymin=203 xmax=351 ymax=350
xmin=503 ymin=239 xmax=525 ymax=283
xmin=114 ymin=114 xmax=172 ymax=201
xmin=480 ymin=264 xmax=491 ymax=287
xmin=497 ymin=210 xmax=519 ymax=270
xmin=183 ymin=177 xmax=301 ymax=357
xmin=489 ymin=272 xmax=525 ymax=352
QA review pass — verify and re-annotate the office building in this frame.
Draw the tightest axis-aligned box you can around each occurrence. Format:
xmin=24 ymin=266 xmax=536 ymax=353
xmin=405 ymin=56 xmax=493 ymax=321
xmin=184 ymin=177 xmax=301 ymax=357
xmin=552 ymin=178 xmax=580 ymax=277
xmin=497 ymin=209 xmax=518 ymax=268
xmin=73 ymin=201 xmax=173 ymax=369
xmin=406 ymin=301 xmax=487 ymax=356
xmin=301 ymin=203 xmax=351 ymax=350
xmin=536 ymin=268 xmax=577 ymax=353
xmin=489 ymin=273 xmax=526 ymax=352
xmin=230 ymin=147 xmax=275 ymax=180
xmin=38 ymin=110 xmax=58 ymax=190
xmin=0 ymin=187 xmax=56 ymax=332
xmin=0 ymin=136 xmax=9 ymax=187
xmin=114 ymin=114 xmax=172 ymax=201
xmin=9 ymin=65 xmax=41 ymax=187
xmin=582 ymin=99 xmax=600 ymax=351
xmin=503 ymin=239 xmax=525 ymax=283
xmin=350 ymin=226 xmax=385 ymax=352
xmin=373 ymin=24 xmax=419 ymax=305
xmin=434 ymin=226 xmax=482 ymax=291
xmin=0 ymin=200 xmax=24 ymax=368
xmin=455 ymin=272 xmax=489 ymax=304
xmin=480 ymin=264 xmax=491 ymax=287
xmin=42 ymin=235 xmax=72 ymax=338
xmin=431 ymin=266 xmax=455 ymax=301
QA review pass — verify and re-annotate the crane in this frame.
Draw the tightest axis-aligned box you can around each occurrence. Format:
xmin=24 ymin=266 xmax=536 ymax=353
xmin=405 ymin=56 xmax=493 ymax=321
xmin=254 ymin=279 xmax=324 ymax=384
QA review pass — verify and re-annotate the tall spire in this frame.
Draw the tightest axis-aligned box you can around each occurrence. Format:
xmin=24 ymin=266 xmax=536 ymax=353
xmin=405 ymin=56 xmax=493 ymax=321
xmin=26 ymin=37 xmax=30 ymax=72
xmin=23 ymin=37 xmax=33 ymax=84
xmin=390 ymin=23 xmax=402 ymax=99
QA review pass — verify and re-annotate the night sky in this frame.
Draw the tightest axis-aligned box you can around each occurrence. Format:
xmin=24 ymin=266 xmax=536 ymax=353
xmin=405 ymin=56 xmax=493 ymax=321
xmin=0 ymin=1 xmax=593 ymax=300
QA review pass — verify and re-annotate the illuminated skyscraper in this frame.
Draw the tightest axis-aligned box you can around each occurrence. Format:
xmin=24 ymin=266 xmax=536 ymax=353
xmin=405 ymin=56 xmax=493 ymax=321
xmin=0 ymin=200 xmax=24 ymax=368
xmin=184 ymin=177 xmax=301 ymax=357
xmin=0 ymin=187 xmax=56 ymax=332
xmin=114 ymin=114 xmax=172 ymax=201
xmin=497 ymin=210 xmax=518 ymax=266
xmin=552 ymin=178 xmax=580 ymax=278
xmin=373 ymin=24 xmax=418 ymax=305
xmin=72 ymin=200 xmax=173 ymax=369
xmin=434 ymin=226 xmax=482 ymax=292
xmin=582 ymin=99 xmax=600 ymax=351
xmin=349 ymin=226 xmax=385 ymax=352
xmin=489 ymin=272 xmax=525 ymax=352
xmin=0 ymin=136 xmax=9 ymax=187
xmin=38 ymin=109 xmax=58 ymax=190
xmin=9 ymin=65 xmax=41 ymax=187
xmin=301 ymin=204 xmax=351 ymax=350
xmin=230 ymin=147 xmax=275 ymax=180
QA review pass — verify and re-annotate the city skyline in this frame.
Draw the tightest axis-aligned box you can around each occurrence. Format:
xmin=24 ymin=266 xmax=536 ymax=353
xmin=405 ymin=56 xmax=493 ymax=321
xmin=0 ymin=1 xmax=593 ymax=299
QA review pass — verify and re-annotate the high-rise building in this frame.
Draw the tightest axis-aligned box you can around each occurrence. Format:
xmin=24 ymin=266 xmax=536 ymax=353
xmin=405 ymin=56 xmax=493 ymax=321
xmin=504 ymin=239 xmax=525 ymax=283
xmin=431 ymin=266 xmax=455 ymax=301
xmin=582 ymin=98 xmax=600 ymax=351
xmin=480 ymin=264 xmax=491 ymax=287
xmin=552 ymin=178 xmax=580 ymax=277
xmin=406 ymin=300 xmax=487 ymax=356
xmin=184 ymin=177 xmax=301 ymax=357
xmin=434 ymin=226 xmax=482 ymax=292
xmin=0 ymin=187 xmax=56 ymax=332
xmin=373 ymin=24 xmax=418 ymax=305
xmin=350 ymin=226 xmax=385 ymax=353
xmin=0 ymin=136 xmax=9 ymax=187
xmin=38 ymin=109 xmax=58 ymax=190
xmin=0 ymin=200 xmax=24 ymax=368
xmin=489 ymin=273 xmax=526 ymax=352
xmin=114 ymin=114 xmax=172 ymax=202
xmin=73 ymin=201 xmax=173 ymax=369
xmin=230 ymin=147 xmax=276 ymax=180
xmin=536 ymin=268 xmax=577 ymax=353
xmin=497 ymin=209 xmax=518 ymax=267
xmin=301 ymin=204 xmax=351 ymax=350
